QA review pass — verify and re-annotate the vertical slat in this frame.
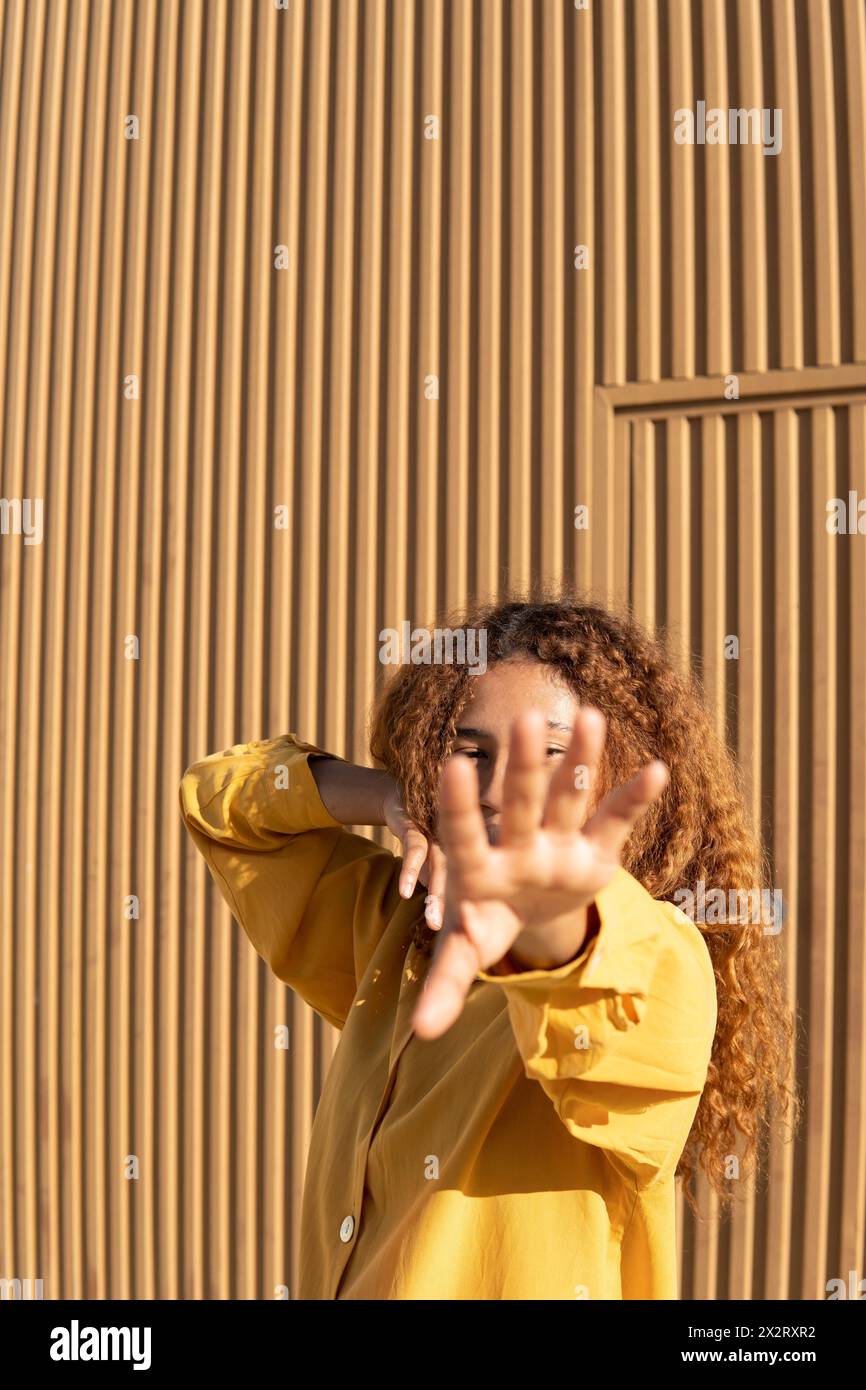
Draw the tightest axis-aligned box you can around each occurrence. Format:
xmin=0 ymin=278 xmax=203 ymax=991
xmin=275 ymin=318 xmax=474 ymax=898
xmin=219 ymin=0 xmax=257 ymax=1301
xmin=702 ymin=0 xmax=732 ymax=375
xmin=444 ymin=0 xmax=471 ymax=608
xmin=416 ymin=0 xmax=444 ymax=611
xmin=382 ymin=0 xmax=411 ymax=631
xmin=539 ymin=0 xmax=565 ymax=576
xmin=668 ymin=0 xmax=695 ymax=380
xmin=507 ymin=0 xmax=533 ymax=585
xmin=599 ymin=0 xmax=626 ymax=386
xmin=767 ymin=408 xmax=799 ymax=1298
xmin=699 ymin=416 xmax=727 ymax=738
xmin=771 ymin=0 xmax=804 ymax=368
xmin=843 ymin=0 xmax=866 ymax=362
xmin=612 ymin=415 xmax=630 ymax=606
xmin=807 ymin=0 xmax=841 ymax=366
xmin=691 ymin=416 xmax=727 ymax=1299
xmin=186 ymin=0 xmax=233 ymax=1299
xmin=293 ymin=0 xmax=328 ymax=1293
xmin=573 ymin=0 xmax=594 ymax=590
xmin=842 ymin=405 xmax=866 ymax=1276
xmin=475 ymin=0 xmax=502 ymax=597
xmin=350 ymin=0 xmax=386 ymax=766
xmin=590 ymin=400 xmax=625 ymax=609
xmin=2 ymin=0 xmax=47 ymax=1298
xmin=262 ymin=0 xmax=303 ymax=1289
xmin=320 ymin=0 xmax=359 ymax=1088
xmin=736 ymin=0 xmax=768 ymax=371
xmin=803 ymin=408 xmax=838 ymax=1293
xmin=731 ymin=412 xmax=763 ymax=1300
xmin=631 ymin=421 xmax=656 ymax=629
xmin=634 ymin=0 xmax=660 ymax=383
xmin=4 ymin=0 xmax=57 ymax=1306
xmin=163 ymin=0 xmax=202 ymax=1303
xmin=152 ymin=0 xmax=186 ymax=1303
xmin=664 ymin=417 xmax=692 ymax=673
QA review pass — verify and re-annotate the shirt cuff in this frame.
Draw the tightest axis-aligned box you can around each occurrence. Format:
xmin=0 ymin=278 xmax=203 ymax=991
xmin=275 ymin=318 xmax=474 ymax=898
xmin=474 ymin=866 xmax=663 ymax=1007
xmin=181 ymin=734 xmax=348 ymax=840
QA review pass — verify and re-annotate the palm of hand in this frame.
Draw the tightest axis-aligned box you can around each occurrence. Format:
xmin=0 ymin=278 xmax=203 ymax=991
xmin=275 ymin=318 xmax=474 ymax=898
xmin=411 ymin=707 xmax=668 ymax=1039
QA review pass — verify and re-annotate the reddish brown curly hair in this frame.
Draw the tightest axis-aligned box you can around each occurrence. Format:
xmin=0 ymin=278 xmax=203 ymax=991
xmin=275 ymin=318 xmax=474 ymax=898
xmin=368 ymin=585 xmax=801 ymax=1218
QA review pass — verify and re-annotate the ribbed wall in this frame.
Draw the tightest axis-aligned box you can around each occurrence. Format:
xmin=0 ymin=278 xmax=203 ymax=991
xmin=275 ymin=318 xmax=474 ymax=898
xmin=1 ymin=0 xmax=864 ymax=1300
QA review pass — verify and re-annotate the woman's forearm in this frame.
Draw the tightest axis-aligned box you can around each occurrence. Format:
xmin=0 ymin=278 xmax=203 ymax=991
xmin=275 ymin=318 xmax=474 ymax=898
xmin=309 ymin=755 xmax=396 ymax=827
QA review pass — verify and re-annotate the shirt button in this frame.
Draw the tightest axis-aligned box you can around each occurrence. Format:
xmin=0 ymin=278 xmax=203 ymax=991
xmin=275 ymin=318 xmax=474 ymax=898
xmin=339 ymin=1214 xmax=355 ymax=1243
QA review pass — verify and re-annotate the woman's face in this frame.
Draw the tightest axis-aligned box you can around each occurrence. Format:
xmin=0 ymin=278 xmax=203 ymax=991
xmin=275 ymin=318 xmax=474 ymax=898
xmin=450 ymin=657 xmax=581 ymax=844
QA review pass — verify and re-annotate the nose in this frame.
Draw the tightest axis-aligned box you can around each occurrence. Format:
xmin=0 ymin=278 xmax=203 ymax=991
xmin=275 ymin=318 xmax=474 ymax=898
xmin=478 ymin=748 xmax=507 ymax=821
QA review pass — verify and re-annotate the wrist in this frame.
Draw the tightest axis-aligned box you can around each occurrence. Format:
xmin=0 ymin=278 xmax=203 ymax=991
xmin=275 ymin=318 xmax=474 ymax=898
xmin=508 ymin=902 xmax=595 ymax=972
xmin=309 ymin=757 xmax=396 ymax=826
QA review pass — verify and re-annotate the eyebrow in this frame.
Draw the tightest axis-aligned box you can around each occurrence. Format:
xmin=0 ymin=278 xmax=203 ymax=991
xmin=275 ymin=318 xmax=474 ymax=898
xmin=455 ymin=720 xmax=573 ymax=738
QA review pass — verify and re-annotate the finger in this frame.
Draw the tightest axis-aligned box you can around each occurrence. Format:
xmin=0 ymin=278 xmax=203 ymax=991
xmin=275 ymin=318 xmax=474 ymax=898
xmin=399 ymin=828 xmax=430 ymax=898
xmin=582 ymin=759 xmax=669 ymax=861
xmin=424 ymin=844 xmax=447 ymax=928
xmin=543 ymin=707 xmax=606 ymax=835
xmin=415 ymin=840 xmax=435 ymax=889
xmin=436 ymin=755 xmax=489 ymax=886
xmin=412 ymin=914 xmax=480 ymax=1038
xmin=500 ymin=710 xmax=549 ymax=848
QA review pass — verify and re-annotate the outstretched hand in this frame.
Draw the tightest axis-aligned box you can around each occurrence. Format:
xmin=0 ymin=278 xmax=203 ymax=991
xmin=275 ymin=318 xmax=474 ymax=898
xmin=411 ymin=707 xmax=668 ymax=1040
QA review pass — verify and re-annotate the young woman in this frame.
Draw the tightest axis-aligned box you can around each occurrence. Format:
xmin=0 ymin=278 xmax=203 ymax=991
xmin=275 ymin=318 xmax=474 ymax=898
xmin=179 ymin=592 xmax=798 ymax=1300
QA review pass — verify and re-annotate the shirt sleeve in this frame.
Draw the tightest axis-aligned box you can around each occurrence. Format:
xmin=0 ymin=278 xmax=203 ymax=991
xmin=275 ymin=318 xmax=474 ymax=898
xmin=475 ymin=866 xmax=718 ymax=1189
xmin=178 ymin=735 xmax=404 ymax=1030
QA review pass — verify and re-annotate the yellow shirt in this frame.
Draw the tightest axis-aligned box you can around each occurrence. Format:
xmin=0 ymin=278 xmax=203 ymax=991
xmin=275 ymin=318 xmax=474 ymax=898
xmin=179 ymin=734 xmax=718 ymax=1300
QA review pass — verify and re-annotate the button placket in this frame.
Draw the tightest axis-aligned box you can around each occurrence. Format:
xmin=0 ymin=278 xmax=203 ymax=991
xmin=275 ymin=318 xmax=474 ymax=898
xmin=333 ymin=947 xmax=419 ymax=1294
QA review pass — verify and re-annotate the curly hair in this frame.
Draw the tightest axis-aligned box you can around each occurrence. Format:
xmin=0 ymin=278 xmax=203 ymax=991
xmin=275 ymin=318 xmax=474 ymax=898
xmin=368 ymin=585 xmax=801 ymax=1219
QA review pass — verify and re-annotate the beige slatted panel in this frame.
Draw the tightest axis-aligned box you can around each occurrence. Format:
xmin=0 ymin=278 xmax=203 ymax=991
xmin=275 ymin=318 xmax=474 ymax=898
xmin=2 ymin=0 xmax=866 ymax=1304
xmin=0 ymin=0 xmax=21 ymax=1296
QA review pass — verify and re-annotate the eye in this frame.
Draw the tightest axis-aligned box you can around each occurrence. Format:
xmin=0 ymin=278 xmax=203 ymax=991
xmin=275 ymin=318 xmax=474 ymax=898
xmin=546 ymin=746 xmax=567 ymax=758
xmin=455 ymin=747 xmax=485 ymax=761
